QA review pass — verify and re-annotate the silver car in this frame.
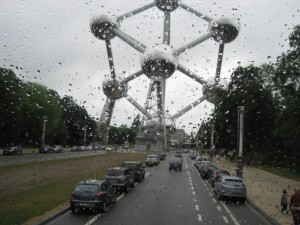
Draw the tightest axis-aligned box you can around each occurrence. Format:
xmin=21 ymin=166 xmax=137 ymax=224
xmin=213 ymin=176 xmax=247 ymax=203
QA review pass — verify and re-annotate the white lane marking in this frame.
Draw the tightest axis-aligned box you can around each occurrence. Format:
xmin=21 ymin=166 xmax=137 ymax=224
xmin=221 ymin=202 xmax=241 ymax=225
xmin=145 ymin=171 xmax=151 ymax=177
xmin=85 ymin=214 xmax=102 ymax=225
xmin=217 ymin=206 xmax=221 ymax=211
xmin=192 ymin=191 xmax=195 ymax=195
xmin=223 ymin=216 xmax=229 ymax=224
xmin=209 ymin=192 xmax=212 ymax=197
xmin=198 ymin=214 xmax=203 ymax=222
xmin=191 ymin=186 xmax=194 ymax=190
xmin=195 ymin=205 xmax=199 ymax=211
xmin=212 ymin=198 xmax=216 ymax=203
xmin=204 ymin=183 xmax=207 ymax=187
xmin=117 ymin=193 xmax=125 ymax=201
xmin=194 ymin=198 xmax=197 ymax=202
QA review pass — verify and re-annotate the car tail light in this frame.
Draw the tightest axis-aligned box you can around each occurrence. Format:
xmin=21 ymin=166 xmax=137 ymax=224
xmin=95 ymin=193 xmax=105 ymax=197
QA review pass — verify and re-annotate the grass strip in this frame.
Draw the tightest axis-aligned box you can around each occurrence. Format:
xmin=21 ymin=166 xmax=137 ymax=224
xmin=0 ymin=152 xmax=146 ymax=225
xmin=256 ymin=165 xmax=300 ymax=182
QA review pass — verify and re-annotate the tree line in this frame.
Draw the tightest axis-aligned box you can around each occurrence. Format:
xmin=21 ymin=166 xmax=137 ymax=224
xmin=0 ymin=68 xmax=140 ymax=147
xmin=198 ymin=25 xmax=300 ymax=170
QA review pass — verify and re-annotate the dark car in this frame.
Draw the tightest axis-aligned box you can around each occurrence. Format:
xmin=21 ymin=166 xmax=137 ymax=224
xmin=53 ymin=145 xmax=63 ymax=153
xmin=70 ymin=179 xmax=116 ymax=213
xmin=121 ymin=161 xmax=145 ymax=182
xmin=197 ymin=160 xmax=212 ymax=173
xmin=3 ymin=146 xmax=23 ymax=155
xmin=210 ymin=170 xmax=231 ymax=187
xmin=190 ymin=153 xmax=197 ymax=160
xmin=169 ymin=157 xmax=183 ymax=171
xmin=39 ymin=145 xmax=54 ymax=153
xmin=199 ymin=163 xmax=216 ymax=179
xmin=158 ymin=152 xmax=167 ymax=160
xmin=105 ymin=167 xmax=135 ymax=193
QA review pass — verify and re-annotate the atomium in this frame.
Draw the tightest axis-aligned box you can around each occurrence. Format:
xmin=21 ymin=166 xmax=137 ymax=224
xmin=90 ymin=0 xmax=240 ymax=148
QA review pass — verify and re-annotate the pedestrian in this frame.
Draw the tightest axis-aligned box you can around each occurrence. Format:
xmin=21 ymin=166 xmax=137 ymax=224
xmin=289 ymin=187 xmax=300 ymax=225
xmin=280 ymin=189 xmax=288 ymax=214
xmin=216 ymin=154 xmax=220 ymax=162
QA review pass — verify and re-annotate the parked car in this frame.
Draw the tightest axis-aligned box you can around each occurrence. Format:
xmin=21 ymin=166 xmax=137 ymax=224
xmin=70 ymin=179 xmax=116 ymax=213
xmin=106 ymin=147 xmax=113 ymax=151
xmin=121 ymin=161 xmax=145 ymax=182
xmin=70 ymin=146 xmax=80 ymax=152
xmin=78 ymin=146 xmax=87 ymax=151
xmin=194 ymin=157 xmax=211 ymax=170
xmin=39 ymin=145 xmax=54 ymax=153
xmin=145 ymin=154 xmax=160 ymax=166
xmin=197 ymin=161 xmax=213 ymax=176
xmin=213 ymin=175 xmax=247 ymax=202
xmin=105 ymin=167 xmax=135 ymax=193
xmin=201 ymin=165 xmax=218 ymax=180
xmin=53 ymin=145 xmax=64 ymax=153
xmin=168 ymin=157 xmax=183 ymax=171
xmin=210 ymin=169 xmax=231 ymax=187
xmin=190 ymin=153 xmax=197 ymax=160
xmin=122 ymin=145 xmax=129 ymax=149
xmin=3 ymin=146 xmax=23 ymax=155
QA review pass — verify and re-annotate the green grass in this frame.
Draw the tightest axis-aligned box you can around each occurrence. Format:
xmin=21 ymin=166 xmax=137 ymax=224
xmin=256 ymin=165 xmax=300 ymax=182
xmin=0 ymin=152 xmax=146 ymax=225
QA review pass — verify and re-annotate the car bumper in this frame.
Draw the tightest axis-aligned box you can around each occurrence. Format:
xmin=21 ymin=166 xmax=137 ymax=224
xmin=70 ymin=200 xmax=103 ymax=210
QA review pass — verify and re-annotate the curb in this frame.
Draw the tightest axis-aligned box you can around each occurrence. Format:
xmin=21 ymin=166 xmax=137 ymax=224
xmin=246 ymin=198 xmax=281 ymax=225
xmin=32 ymin=206 xmax=70 ymax=225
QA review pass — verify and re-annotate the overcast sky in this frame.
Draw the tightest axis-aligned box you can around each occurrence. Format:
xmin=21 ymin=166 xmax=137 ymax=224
xmin=1 ymin=0 xmax=300 ymax=134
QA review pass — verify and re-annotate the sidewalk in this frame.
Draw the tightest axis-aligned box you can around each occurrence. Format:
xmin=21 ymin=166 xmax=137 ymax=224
xmin=214 ymin=157 xmax=299 ymax=225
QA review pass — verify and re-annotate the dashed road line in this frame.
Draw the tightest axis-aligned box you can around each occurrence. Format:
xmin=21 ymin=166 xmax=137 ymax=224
xmin=192 ymin=191 xmax=195 ymax=195
xmin=117 ymin=193 xmax=125 ymax=201
xmin=223 ymin=216 xmax=229 ymax=224
xmin=191 ymin=186 xmax=194 ymax=190
xmin=217 ymin=206 xmax=221 ymax=212
xmin=197 ymin=214 xmax=203 ymax=222
xmin=85 ymin=214 xmax=102 ymax=225
xmin=221 ymin=202 xmax=241 ymax=225
xmin=212 ymin=198 xmax=216 ymax=203
xmin=195 ymin=205 xmax=199 ymax=211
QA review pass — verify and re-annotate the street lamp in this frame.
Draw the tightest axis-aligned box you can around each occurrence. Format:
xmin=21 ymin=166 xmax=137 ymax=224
xmin=236 ymin=106 xmax=245 ymax=178
xmin=41 ymin=116 xmax=48 ymax=147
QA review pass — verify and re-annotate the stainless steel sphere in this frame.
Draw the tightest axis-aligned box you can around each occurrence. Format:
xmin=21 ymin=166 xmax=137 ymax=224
xmin=155 ymin=0 xmax=180 ymax=12
xmin=210 ymin=18 xmax=240 ymax=43
xmin=90 ymin=14 xmax=120 ymax=40
xmin=202 ymin=77 xmax=228 ymax=104
xmin=102 ymin=78 xmax=127 ymax=100
xmin=141 ymin=44 xmax=178 ymax=79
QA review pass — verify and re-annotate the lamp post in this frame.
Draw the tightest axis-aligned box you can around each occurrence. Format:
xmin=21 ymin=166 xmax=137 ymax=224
xmin=41 ymin=116 xmax=47 ymax=147
xmin=236 ymin=106 xmax=245 ymax=178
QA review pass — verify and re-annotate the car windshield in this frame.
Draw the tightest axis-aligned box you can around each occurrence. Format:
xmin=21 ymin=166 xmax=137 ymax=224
xmin=169 ymin=157 xmax=181 ymax=163
xmin=1 ymin=1 xmax=300 ymax=224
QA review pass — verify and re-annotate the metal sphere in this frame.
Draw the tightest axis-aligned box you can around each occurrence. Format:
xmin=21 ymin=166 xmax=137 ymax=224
xmin=90 ymin=14 xmax=120 ymax=40
xmin=141 ymin=44 xmax=178 ymax=79
xmin=155 ymin=0 xmax=180 ymax=12
xmin=146 ymin=114 xmax=176 ymax=133
xmin=210 ymin=17 xmax=240 ymax=43
xmin=202 ymin=77 xmax=228 ymax=104
xmin=102 ymin=78 xmax=127 ymax=100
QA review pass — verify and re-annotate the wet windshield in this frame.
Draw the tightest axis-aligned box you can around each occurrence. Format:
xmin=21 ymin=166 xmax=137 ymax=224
xmin=1 ymin=0 xmax=300 ymax=225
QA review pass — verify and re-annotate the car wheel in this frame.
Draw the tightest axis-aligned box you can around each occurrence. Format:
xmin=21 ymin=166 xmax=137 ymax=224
xmin=101 ymin=201 xmax=107 ymax=213
xmin=124 ymin=185 xmax=129 ymax=193
xmin=169 ymin=167 xmax=172 ymax=171
xmin=216 ymin=191 xmax=223 ymax=201
xmin=239 ymin=198 xmax=246 ymax=203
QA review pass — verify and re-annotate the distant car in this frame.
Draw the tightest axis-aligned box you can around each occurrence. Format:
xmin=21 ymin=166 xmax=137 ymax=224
xmin=70 ymin=146 xmax=80 ymax=152
xmin=105 ymin=167 xmax=135 ymax=193
xmin=39 ymin=145 xmax=54 ymax=153
xmin=53 ymin=145 xmax=63 ymax=153
xmin=213 ymin=176 xmax=247 ymax=202
xmin=86 ymin=145 xmax=94 ymax=151
xmin=158 ymin=152 xmax=167 ymax=160
xmin=194 ymin=156 xmax=211 ymax=169
xmin=169 ymin=157 xmax=183 ymax=171
xmin=70 ymin=179 xmax=116 ymax=213
xmin=190 ymin=153 xmax=197 ymax=160
xmin=122 ymin=145 xmax=129 ymax=149
xmin=197 ymin=161 xmax=213 ymax=175
xmin=78 ymin=146 xmax=87 ymax=151
xmin=145 ymin=154 xmax=160 ymax=166
xmin=3 ymin=146 xmax=23 ymax=155
xmin=121 ymin=161 xmax=145 ymax=182
xmin=106 ymin=147 xmax=113 ymax=151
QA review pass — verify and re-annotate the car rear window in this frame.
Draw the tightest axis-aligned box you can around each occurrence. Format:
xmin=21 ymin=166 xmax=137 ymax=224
xmin=74 ymin=184 xmax=99 ymax=193
xmin=122 ymin=163 xmax=137 ymax=169
xmin=225 ymin=179 xmax=243 ymax=186
xmin=105 ymin=170 xmax=123 ymax=176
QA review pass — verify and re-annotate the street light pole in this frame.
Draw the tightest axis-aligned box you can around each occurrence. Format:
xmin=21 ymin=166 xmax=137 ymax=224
xmin=236 ymin=106 xmax=245 ymax=178
xmin=41 ymin=116 xmax=47 ymax=147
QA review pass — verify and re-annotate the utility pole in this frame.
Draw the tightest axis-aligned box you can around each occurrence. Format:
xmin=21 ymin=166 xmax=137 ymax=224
xmin=83 ymin=125 xmax=87 ymax=146
xmin=41 ymin=116 xmax=47 ymax=147
xmin=236 ymin=106 xmax=245 ymax=177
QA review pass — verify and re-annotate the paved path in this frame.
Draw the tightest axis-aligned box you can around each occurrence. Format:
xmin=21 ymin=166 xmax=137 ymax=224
xmin=214 ymin=157 xmax=300 ymax=225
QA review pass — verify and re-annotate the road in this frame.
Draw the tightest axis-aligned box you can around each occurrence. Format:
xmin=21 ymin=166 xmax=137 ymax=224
xmin=47 ymin=153 xmax=272 ymax=225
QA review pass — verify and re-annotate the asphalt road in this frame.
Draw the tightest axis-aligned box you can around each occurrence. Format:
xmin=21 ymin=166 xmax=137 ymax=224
xmin=46 ymin=154 xmax=273 ymax=225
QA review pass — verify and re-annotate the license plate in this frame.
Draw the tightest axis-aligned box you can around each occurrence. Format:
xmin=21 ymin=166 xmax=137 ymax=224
xmin=79 ymin=203 xmax=90 ymax=207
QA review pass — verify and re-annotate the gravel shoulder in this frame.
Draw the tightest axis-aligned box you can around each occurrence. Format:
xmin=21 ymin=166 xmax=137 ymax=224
xmin=215 ymin=157 xmax=299 ymax=225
